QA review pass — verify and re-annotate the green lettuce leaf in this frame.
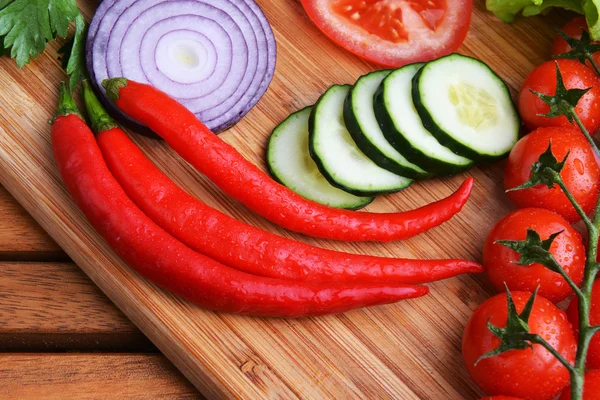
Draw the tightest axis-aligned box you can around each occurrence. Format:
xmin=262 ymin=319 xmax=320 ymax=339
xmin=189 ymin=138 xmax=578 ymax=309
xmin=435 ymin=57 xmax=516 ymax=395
xmin=486 ymin=0 xmax=583 ymax=23
xmin=584 ymin=0 xmax=600 ymax=40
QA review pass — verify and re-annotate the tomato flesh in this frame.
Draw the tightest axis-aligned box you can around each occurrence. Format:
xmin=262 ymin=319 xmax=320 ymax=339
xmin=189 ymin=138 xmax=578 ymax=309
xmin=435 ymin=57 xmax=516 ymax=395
xmin=332 ymin=0 xmax=447 ymax=43
xmin=301 ymin=0 xmax=472 ymax=67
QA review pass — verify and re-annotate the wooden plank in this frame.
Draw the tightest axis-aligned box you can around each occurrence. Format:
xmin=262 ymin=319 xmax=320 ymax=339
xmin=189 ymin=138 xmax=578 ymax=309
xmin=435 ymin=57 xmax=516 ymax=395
xmin=0 ymin=0 xmax=570 ymax=398
xmin=0 ymin=186 xmax=65 ymax=261
xmin=0 ymin=354 xmax=201 ymax=399
xmin=0 ymin=262 xmax=153 ymax=351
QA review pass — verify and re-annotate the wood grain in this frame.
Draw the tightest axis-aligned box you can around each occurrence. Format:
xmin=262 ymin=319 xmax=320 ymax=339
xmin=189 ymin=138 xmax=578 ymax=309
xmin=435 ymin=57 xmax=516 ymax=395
xmin=0 ymin=186 xmax=65 ymax=261
xmin=0 ymin=354 xmax=200 ymax=400
xmin=0 ymin=262 xmax=153 ymax=351
xmin=0 ymin=1 xmax=571 ymax=398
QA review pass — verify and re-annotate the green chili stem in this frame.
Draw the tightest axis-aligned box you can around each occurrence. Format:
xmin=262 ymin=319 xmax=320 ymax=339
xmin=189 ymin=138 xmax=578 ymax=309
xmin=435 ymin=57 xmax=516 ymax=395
xmin=82 ymin=80 xmax=118 ymax=134
xmin=54 ymin=82 xmax=82 ymax=120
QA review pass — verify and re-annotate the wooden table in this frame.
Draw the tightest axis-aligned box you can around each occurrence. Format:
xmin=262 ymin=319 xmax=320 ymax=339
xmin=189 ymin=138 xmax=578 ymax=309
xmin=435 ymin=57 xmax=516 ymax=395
xmin=0 ymin=185 xmax=200 ymax=398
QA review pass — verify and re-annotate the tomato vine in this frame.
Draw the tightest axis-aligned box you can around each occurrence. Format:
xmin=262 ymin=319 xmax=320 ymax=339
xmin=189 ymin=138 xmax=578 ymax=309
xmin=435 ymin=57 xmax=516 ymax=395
xmin=482 ymin=62 xmax=600 ymax=400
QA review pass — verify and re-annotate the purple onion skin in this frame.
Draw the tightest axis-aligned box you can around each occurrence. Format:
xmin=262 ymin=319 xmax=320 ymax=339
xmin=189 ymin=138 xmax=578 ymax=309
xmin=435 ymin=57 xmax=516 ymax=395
xmin=86 ymin=0 xmax=277 ymax=138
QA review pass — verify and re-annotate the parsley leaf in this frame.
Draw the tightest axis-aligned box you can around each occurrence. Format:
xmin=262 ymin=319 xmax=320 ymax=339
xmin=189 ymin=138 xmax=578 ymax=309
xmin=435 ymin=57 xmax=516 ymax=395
xmin=58 ymin=13 xmax=88 ymax=92
xmin=0 ymin=0 xmax=79 ymax=67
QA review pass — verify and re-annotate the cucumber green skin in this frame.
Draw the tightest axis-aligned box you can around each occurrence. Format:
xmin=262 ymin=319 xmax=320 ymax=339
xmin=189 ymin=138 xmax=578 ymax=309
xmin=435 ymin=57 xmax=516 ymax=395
xmin=343 ymin=83 xmax=433 ymax=181
xmin=266 ymin=106 xmax=374 ymax=210
xmin=411 ymin=54 xmax=519 ymax=162
xmin=308 ymin=86 xmax=411 ymax=197
xmin=373 ymin=83 xmax=473 ymax=177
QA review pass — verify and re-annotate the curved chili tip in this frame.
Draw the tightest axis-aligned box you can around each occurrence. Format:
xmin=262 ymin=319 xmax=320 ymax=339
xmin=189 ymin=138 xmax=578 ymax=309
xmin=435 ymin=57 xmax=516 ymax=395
xmin=409 ymin=285 xmax=430 ymax=298
xmin=457 ymin=260 xmax=484 ymax=274
xmin=456 ymin=177 xmax=474 ymax=204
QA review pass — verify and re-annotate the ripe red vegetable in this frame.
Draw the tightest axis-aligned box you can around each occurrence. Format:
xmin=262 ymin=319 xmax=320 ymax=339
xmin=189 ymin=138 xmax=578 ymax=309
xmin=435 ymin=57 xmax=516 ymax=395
xmin=82 ymin=80 xmax=482 ymax=284
xmin=52 ymin=83 xmax=428 ymax=317
xmin=462 ymin=292 xmax=576 ymax=400
xmin=102 ymin=78 xmax=474 ymax=242
xmin=518 ymin=59 xmax=600 ymax=134
xmin=504 ymin=127 xmax=600 ymax=223
xmin=300 ymin=0 xmax=472 ymax=67
xmin=483 ymin=208 xmax=586 ymax=303
xmin=552 ymin=17 xmax=600 ymax=72
xmin=94 ymin=126 xmax=481 ymax=284
xmin=559 ymin=370 xmax=600 ymax=400
xmin=566 ymin=280 xmax=600 ymax=370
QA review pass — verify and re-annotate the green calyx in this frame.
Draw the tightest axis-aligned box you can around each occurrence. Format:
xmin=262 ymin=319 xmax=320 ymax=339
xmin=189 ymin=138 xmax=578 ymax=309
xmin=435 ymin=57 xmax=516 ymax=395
xmin=53 ymin=82 xmax=82 ymax=122
xmin=497 ymin=228 xmax=564 ymax=272
xmin=102 ymin=78 xmax=128 ymax=102
xmin=531 ymin=62 xmax=590 ymax=123
xmin=506 ymin=142 xmax=568 ymax=192
xmin=82 ymin=80 xmax=118 ymax=134
xmin=476 ymin=287 xmax=539 ymax=365
xmin=553 ymin=28 xmax=600 ymax=73
xmin=532 ymin=60 xmax=600 ymax=158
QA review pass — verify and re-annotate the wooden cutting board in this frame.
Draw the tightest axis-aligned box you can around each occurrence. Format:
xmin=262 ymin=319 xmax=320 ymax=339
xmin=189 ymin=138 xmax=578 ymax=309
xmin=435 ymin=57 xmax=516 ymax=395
xmin=0 ymin=1 xmax=570 ymax=398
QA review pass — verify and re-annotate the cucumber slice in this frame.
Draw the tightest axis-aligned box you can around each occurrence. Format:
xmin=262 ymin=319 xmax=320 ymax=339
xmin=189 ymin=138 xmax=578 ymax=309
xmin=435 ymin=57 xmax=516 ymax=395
xmin=309 ymin=85 xmax=413 ymax=196
xmin=374 ymin=63 xmax=474 ymax=175
xmin=344 ymin=70 xmax=432 ymax=180
xmin=413 ymin=53 xmax=519 ymax=161
xmin=267 ymin=107 xmax=374 ymax=210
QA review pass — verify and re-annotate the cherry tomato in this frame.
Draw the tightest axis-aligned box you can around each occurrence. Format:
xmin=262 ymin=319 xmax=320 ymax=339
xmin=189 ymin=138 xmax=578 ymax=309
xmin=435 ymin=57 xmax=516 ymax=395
xmin=559 ymin=370 xmax=600 ymax=400
xmin=518 ymin=59 xmax=600 ymax=134
xmin=505 ymin=127 xmax=600 ymax=223
xmin=483 ymin=208 xmax=585 ymax=303
xmin=462 ymin=291 xmax=576 ymax=400
xmin=299 ymin=0 xmax=472 ymax=67
xmin=566 ymin=279 xmax=600 ymax=370
xmin=552 ymin=17 xmax=600 ymax=72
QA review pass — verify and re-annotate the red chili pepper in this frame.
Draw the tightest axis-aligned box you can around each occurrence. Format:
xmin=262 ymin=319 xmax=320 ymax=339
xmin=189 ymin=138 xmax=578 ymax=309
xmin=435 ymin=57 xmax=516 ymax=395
xmin=83 ymin=82 xmax=481 ymax=284
xmin=102 ymin=78 xmax=474 ymax=243
xmin=52 ymin=83 xmax=428 ymax=317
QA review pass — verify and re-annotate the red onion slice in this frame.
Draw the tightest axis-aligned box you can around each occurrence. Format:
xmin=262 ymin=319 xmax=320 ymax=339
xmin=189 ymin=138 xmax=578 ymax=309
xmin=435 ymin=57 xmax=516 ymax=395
xmin=87 ymin=0 xmax=276 ymax=135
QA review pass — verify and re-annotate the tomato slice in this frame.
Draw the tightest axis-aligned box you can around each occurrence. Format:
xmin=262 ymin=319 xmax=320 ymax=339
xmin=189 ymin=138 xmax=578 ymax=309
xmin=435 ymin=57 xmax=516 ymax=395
xmin=301 ymin=0 xmax=473 ymax=67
